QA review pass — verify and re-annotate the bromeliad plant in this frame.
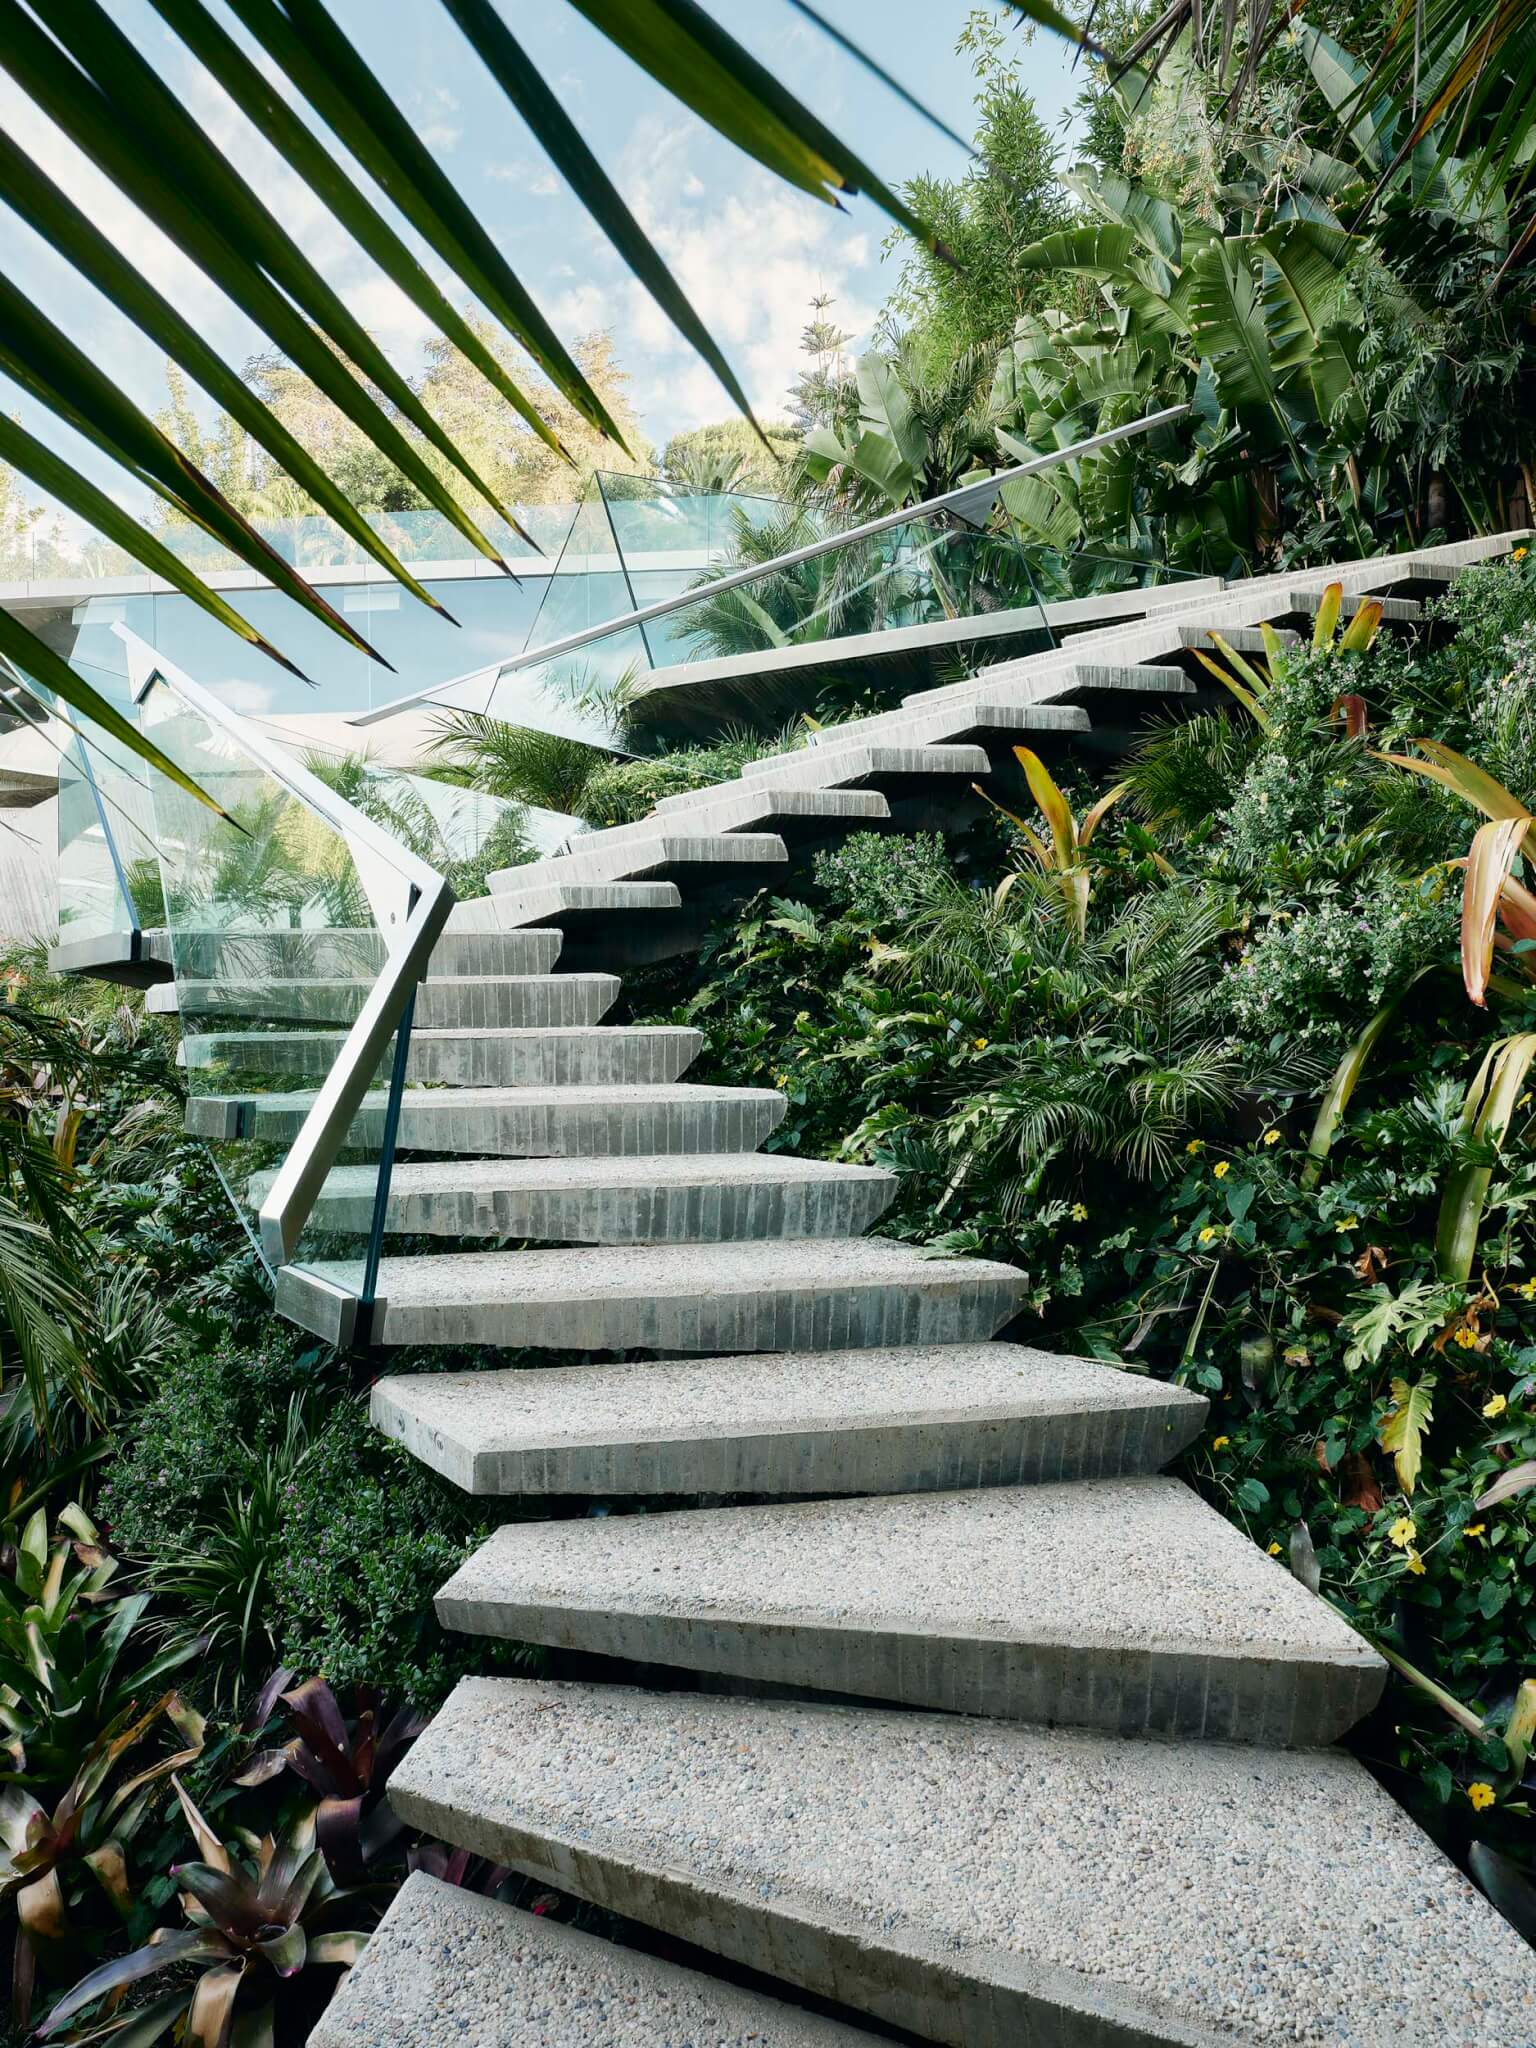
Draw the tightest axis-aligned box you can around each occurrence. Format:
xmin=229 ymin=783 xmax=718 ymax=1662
xmin=976 ymin=745 xmax=1129 ymax=937
xmin=1192 ymin=582 xmax=1386 ymax=732
xmin=38 ymin=1778 xmax=377 ymax=2047
xmin=0 ymin=1505 xmax=202 ymax=1792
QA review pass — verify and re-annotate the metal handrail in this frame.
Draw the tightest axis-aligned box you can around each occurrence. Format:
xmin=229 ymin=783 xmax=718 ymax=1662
xmin=115 ymin=626 xmax=453 ymax=1285
xmin=350 ymin=403 xmax=1192 ymax=727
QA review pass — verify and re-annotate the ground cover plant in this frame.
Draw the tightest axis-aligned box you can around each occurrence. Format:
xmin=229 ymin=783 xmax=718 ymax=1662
xmin=620 ymin=551 xmax=1536 ymax=1932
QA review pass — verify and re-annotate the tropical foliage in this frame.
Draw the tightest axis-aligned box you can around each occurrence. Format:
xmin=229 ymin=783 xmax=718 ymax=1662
xmin=624 ymin=551 xmax=1536 ymax=1932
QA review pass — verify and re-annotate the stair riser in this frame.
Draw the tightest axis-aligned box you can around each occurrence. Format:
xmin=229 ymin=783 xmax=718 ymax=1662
xmin=286 ymin=1273 xmax=1027 ymax=1352
xmin=324 ymin=1171 xmax=890 ymax=1243
xmin=202 ymin=1093 xmax=787 ymax=1157
xmin=181 ymin=977 xmax=618 ymax=1030
xmin=440 ymin=1591 xmax=1381 ymax=1746
xmin=187 ymin=1028 xmax=701 ymax=1088
xmin=378 ymin=1397 xmax=1206 ymax=1497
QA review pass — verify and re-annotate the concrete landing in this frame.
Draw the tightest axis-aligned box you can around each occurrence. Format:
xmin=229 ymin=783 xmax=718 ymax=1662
xmin=284 ymin=1150 xmax=895 ymax=1243
xmin=310 ymin=1873 xmax=877 ymax=2047
xmin=190 ymin=1082 xmax=786 ymax=1157
xmin=438 ymin=1477 xmax=1382 ymax=1744
xmin=280 ymin=1237 xmax=1029 ymax=1352
xmin=388 ymin=1678 xmax=1536 ymax=2048
xmin=371 ymin=1340 xmax=1206 ymax=1495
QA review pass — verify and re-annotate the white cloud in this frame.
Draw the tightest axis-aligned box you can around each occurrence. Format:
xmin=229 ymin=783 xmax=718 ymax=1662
xmin=594 ymin=116 xmax=878 ymax=431
xmin=530 ymin=173 xmax=561 ymax=198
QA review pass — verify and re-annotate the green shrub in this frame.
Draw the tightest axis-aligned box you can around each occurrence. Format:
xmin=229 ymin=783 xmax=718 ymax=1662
xmin=574 ymin=734 xmax=788 ymax=827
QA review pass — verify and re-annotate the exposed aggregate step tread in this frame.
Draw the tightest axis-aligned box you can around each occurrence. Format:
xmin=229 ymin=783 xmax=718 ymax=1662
xmin=280 ymin=1237 xmax=1030 ymax=1351
xmin=276 ymin=1150 xmax=894 ymax=1244
xmin=371 ymin=1339 xmax=1207 ymax=1495
xmin=387 ymin=1677 xmax=1536 ymax=2048
xmin=438 ymin=1476 xmax=1383 ymax=1744
xmin=309 ymin=1873 xmax=879 ymax=2048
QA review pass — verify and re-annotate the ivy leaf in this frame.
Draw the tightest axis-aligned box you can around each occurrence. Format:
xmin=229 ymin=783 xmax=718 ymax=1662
xmin=1378 ymin=1375 xmax=1437 ymax=1495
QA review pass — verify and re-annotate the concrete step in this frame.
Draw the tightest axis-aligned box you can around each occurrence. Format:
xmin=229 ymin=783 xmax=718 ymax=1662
xmin=1172 ymin=622 xmax=1302 ymax=655
xmin=174 ymin=973 xmax=620 ymax=1031
xmin=738 ymin=742 xmax=992 ymax=795
xmin=279 ymin=1237 xmax=1029 ymax=1351
xmin=487 ymin=832 xmax=788 ymax=899
xmin=186 ymin=1024 xmax=703 ymax=1088
xmin=594 ymin=784 xmax=891 ymax=842
xmin=388 ymin=1678 xmax=1536 ymax=2048
xmin=191 ymin=1081 xmax=786 ymax=1157
xmin=310 ymin=1872 xmax=879 ymax=2048
xmin=164 ymin=926 xmax=563 ymax=981
xmin=439 ymin=1477 xmax=1382 ymax=1745
xmin=1285 ymin=588 xmax=1424 ymax=624
xmin=373 ymin=1340 xmax=1207 ymax=1496
xmin=281 ymin=1150 xmax=894 ymax=1243
xmin=447 ymin=880 xmax=683 ymax=935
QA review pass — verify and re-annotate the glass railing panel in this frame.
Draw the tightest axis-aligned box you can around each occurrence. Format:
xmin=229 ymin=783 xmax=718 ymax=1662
xmin=135 ymin=665 xmax=438 ymax=1320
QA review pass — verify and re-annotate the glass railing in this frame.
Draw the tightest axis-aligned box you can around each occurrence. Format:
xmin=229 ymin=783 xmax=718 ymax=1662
xmin=474 ymin=501 xmax=1209 ymax=735
xmin=125 ymin=629 xmax=450 ymax=1340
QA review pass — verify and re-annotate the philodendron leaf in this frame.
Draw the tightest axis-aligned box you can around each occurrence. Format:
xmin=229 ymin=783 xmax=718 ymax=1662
xmin=1476 ymin=1459 xmax=1536 ymax=1511
xmin=1289 ymin=1519 xmax=1322 ymax=1594
xmin=1378 ymin=1374 xmax=1435 ymax=1494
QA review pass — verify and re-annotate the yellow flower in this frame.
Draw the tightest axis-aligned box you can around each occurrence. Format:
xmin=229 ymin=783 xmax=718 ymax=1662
xmin=1212 ymin=1435 xmax=1230 ymax=1451
xmin=1186 ymin=1138 xmax=1205 ymax=1155
xmin=1267 ymin=1541 xmax=1282 ymax=1556
xmin=1454 ymin=1326 xmax=1479 ymax=1350
xmin=1198 ymin=1225 xmax=1218 ymax=1244
xmin=1463 ymin=1523 xmax=1486 ymax=1540
xmin=1070 ymin=1202 xmax=1088 ymax=1222
xmin=1406 ymin=1548 xmax=1426 ymax=1575
xmin=1484 ymin=1392 xmax=1508 ymax=1417
xmin=973 ymin=1037 xmax=989 ymax=1051
xmin=1336 ymin=1215 xmax=1359 ymax=1232
xmin=1519 ymin=1279 xmax=1536 ymax=1301
xmin=1468 ymin=1781 xmax=1496 ymax=1810
xmin=1213 ymin=1160 xmax=1230 ymax=1179
xmin=1388 ymin=1517 xmax=1417 ymax=1549
xmin=1263 ymin=1128 xmax=1281 ymax=1146
xmin=1515 ymin=548 xmax=1529 ymax=562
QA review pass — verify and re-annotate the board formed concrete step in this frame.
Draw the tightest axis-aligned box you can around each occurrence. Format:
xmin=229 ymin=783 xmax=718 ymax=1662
xmin=174 ymin=972 xmax=619 ymax=1031
xmin=282 ymin=1150 xmax=894 ymax=1243
xmin=596 ymin=784 xmax=891 ymax=840
xmin=372 ymin=1340 xmax=1207 ymax=1496
xmin=739 ymin=742 xmax=992 ymax=794
xmin=487 ymin=831 xmax=788 ymax=898
xmin=447 ymin=880 xmax=683 ymax=934
xmin=191 ymin=1082 xmax=786 ymax=1157
xmin=186 ymin=1023 xmax=702 ymax=1088
xmin=166 ymin=926 xmax=563 ymax=981
xmin=309 ymin=1872 xmax=880 ymax=2048
xmin=389 ymin=1678 xmax=1536 ymax=2048
xmin=439 ymin=1476 xmax=1382 ymax=1745
xmin=279 ymin=1236 xmax=1029 ymax=1352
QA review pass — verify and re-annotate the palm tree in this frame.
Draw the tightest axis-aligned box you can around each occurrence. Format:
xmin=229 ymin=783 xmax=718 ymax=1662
xmin=0 ymin=0 xmax=971 ymax=802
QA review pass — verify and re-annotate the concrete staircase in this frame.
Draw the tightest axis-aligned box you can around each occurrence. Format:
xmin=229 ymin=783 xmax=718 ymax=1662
xmin=204 ymin=534 xmax=1535 ymax=2043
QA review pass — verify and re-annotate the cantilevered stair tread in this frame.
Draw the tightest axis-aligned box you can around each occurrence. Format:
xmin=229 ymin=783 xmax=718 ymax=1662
xmin=266 ymin=1151 xmax=894 ymax=1243
xmin=186 ymin=1024 xmax=703 ymax=1088
xmin=438 ymin=1476 xmax=1382 ymax=1744
xmin=387 ymin=1678 xmax=1536 ymax=2048
xmin=190 ymin=1082 xmax=786 ymax=1157
xmin=279 ymin=1237 xmax=1029 ymax=1351
xmin=175 ymin=973 xmax=620 ymax=1030
xmin=371 ymin=1340 xmax=1206 ymax=1495
xmin=310 ymin=1873 xmax=878 ymax=2048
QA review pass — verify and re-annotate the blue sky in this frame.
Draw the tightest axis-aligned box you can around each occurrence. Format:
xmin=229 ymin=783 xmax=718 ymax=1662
xmin=2 ymin=2 xmax=1086 ymax=520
